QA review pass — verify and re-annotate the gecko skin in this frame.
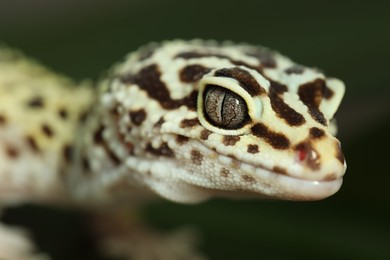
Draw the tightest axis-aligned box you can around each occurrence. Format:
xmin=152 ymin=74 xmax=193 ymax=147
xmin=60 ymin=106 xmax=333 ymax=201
xmin=0 ymin=40 xmax=346 ymax=258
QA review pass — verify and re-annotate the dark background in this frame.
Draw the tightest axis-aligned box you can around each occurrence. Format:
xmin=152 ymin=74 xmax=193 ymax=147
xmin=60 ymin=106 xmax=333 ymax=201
xmin=1 ymin=1 xmax=389 ymax=259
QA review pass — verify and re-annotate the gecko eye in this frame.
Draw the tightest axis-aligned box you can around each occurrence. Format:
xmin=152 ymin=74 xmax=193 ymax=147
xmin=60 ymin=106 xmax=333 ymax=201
xmin=203 ymin=84 xmax=249 ymax=129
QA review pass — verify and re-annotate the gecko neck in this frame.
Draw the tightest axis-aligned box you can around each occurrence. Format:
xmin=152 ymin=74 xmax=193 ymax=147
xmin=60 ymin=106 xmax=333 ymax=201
xmin=67 ymin=89 xmax=153 ymax=203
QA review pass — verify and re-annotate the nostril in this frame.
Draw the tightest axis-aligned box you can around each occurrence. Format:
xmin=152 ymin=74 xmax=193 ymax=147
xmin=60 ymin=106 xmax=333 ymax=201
xmin=297 ymin=147 xmax=307 ymax=161
xmin=295 ymin=142 xmax=308 ymax=162
xmin=295 ymin=141 xmax=320 ymax=170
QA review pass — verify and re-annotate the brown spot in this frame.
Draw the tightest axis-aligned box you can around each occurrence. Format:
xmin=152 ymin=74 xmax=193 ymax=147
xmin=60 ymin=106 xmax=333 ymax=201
xmin=58 ymin=108 xmax=68 ymax=120
xmin=125 ymin=141 xmax=134 ymax=155
xmin=27 ymin=96 xmax=44 ymax=108
xmin=223 ymin=136 xmax=240 ymax=146
xmin=82 ymin=157 xmax=91 ymax=172
xmin=78 ymin=111 xmax=89 ymax=123
xmin=176 ymin=51 xmax=263 ymax=73
xmin=180 ymin=118 xmax=199 ymax=128
xmin=215 ymin=67 xmax=265 ymax=96
xmin=220 ymin=168 xmax=230 ymax=177
xmin=298 ymin=79 xmax=328 ymax=125
xmin=324 ymin=85 xmax=334 ymax=99
xmin=295 ymin=142 xmax=320 ymax=170
xmin=310 ymin=127 xmax=325 ymax=139
xmin=245 ymin=48 xmax=277 ymax=68
xmin=247 ymin=144 xmax=259 ymax=154
xmin=41 ymin=124 xmax=54 ymax=138
xmin=175 ymin=51 xmax=242 ymax=64
xmin=110 ymin=107 xmax=120 ymax=118
xmin=230 ymin=157 xmax=241 ymax=169
xmin=175 ymin=51 xmax=215 ymax=59
xmin=93 ymin=125 xmax=104 ymax=144
xmin=324 ymin=173 xmax=337 ymax=181
xmin=5 ymin=145 xmax=19 ymax=159
xmin=120 ymin=64 xmax=198 ymax=110
xmin=191 ymin=150 xmax=203 ymax=165
xmin=153 ymin=117 xmax=165 ymax=128
xmin=146 ymin=142 xmax=174 ymax=157
xmin=26 ymin=135 xmax=39 ymax=152
xmin=63 ymin=145 xmax=73 ymax=163
xmin=273 ymin=166 xmax=287 ymax=175
xmin=335 ymin=142 xmax=345 ymax=164
xmin=242 ymin=175 xmax=256 ymax=183
xmin=285 ymin=65 xmax=305 ymax=74
xmin=179 ymin=64 xmax=211 ymax=83
xmin=269 ymin=81 xmax=288 ymax=94
xmin=176 ymin=135 xmax=189 ymax=144
xmin=93 ymin=125 xmax=120 ymax=165
xmin=251 ymin=123 xmax=290 ymax=149
xmin=200 ymin=129 xmax=212 ymax=140
xmin=0 ymin=114 xmax=7 ymax=125
xmin=104 ymin=144 xmax=121 ymax=166
xmin=269 ymin=82 xmax=306 ymax=126
xmin=129 ymin=109 xmax=147 ymax=126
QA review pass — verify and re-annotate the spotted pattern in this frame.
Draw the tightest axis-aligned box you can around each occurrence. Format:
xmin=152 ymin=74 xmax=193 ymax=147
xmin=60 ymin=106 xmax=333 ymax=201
xmin=41 ymin=124 xmax=54 ymax=138
xmin=223 ymin=136 xmax=240 ymax=146
xmin=0 ymin=40 xmax=346 ymax=215
xmin=94 ymin=40 xmax=346 ymax=203
xmin=191 ymin=150 xmax=203 ymax=165
xmin=58 ymin=108 xmax=68 ymax=119
xmin=180 ymin=118 xmax=199 ymax=128
xmin=26 ymin=136 xmax=39 ymax=153
xmin=285 ymin=65 xmax=304 ymax=75
xmin=121 ymin=64 xmax=198 ymax=110
xmin=146 ymin=142 xmax=174 ymax=158
xmin=0 ymin=114 xmax=7 ymax=125
xmin=5 ymin=145 xmax=19 ymax=159
xmin=176 ymin=135 xmax=190 ymax=144
xmin=63 ymin=145 xmax=74 ymax=163
xmin=27 ymin=96 xmax=44 ymax=108
xmin=129 ymin=109 xmax=147 ymax=126
xmin=298 ymin=79 xmax=328 ymax=125
xmin=251 ymin=123 xmax=290 ymax=149
xmin=310 ymin=127 xmax=325 ymax=139
xmin=247 ymin=144 xmax=259 ymax=154
xmin=269 ymin=82 xmax=306 ymax=126
xmin=200 ymin=129 xmax=212 ymax=140
xmin=214 ymin=67 xmax=265 ymax=96
xmin=220 ymin=168 xmax=230 ymax=177
xmin=180 ymin=65 xmax=211 ymax=83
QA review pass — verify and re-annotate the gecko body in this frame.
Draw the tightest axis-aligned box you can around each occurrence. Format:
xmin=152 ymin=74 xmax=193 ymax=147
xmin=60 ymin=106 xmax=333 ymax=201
xmin=0 ymin=40 xmax=346 ymax=259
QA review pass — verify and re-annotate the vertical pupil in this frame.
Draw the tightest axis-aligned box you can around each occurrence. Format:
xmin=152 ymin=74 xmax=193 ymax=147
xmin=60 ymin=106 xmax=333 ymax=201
xmin=203 ymin=85 xmax=248 ymax=129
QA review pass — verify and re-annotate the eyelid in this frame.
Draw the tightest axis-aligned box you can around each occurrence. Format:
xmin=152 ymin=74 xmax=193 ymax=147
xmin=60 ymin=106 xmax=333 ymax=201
xmin=197 ymin=73 xmax=258 ymax=136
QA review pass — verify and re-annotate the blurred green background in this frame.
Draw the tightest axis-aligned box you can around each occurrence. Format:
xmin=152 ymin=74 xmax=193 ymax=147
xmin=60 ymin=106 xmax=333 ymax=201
xmin=1 ymin=0 xmax=389 ymax=259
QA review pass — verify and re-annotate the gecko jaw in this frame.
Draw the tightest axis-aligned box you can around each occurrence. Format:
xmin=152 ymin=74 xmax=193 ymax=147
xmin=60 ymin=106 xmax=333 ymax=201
xmin=255 ymin=166 xmax=343 ymax=200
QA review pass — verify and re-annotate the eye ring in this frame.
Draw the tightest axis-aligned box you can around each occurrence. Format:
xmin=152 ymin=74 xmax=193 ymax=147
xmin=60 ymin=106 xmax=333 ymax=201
xmin=197 ymin=72 xmax=263 ymax=136
xmin=203 ymin=84 xmax=250 ymax=130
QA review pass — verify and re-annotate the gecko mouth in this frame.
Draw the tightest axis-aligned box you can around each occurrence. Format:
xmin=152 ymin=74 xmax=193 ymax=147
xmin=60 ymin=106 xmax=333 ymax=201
xmin=252 ymin=165 xmax=343 ymax=200
xmin=216 ymin=152 xmax=343 ymax=200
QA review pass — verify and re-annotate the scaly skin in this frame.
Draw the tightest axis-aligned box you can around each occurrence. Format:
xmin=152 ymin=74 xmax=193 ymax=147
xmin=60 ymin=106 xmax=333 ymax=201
xmin=0 ymin=40 xmax=346 ymax=259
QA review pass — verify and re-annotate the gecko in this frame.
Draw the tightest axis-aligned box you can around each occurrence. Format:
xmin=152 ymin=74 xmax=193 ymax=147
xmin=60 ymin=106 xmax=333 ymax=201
xmin=0 ymin=40 xmax=346 ymax=259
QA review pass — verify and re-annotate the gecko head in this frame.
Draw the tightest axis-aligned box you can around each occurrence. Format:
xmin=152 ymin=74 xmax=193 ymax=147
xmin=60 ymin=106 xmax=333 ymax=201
xmin=189 ymin=66 xmax=347 ymax=201
xmin=109 ymin=41 xmax=346 ymax=203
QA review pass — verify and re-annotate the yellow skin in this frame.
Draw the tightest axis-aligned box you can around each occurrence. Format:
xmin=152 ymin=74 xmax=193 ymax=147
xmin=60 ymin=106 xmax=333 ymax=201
xmin=0 ymin=40 xmax=346 ymax=259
